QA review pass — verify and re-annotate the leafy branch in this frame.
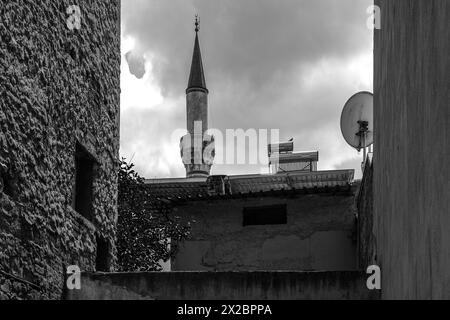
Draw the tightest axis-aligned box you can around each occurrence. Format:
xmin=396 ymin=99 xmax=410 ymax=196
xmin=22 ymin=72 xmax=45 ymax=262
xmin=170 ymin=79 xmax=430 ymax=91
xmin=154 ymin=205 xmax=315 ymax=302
xmin=116 ymin=159 xmax=190 ymax=271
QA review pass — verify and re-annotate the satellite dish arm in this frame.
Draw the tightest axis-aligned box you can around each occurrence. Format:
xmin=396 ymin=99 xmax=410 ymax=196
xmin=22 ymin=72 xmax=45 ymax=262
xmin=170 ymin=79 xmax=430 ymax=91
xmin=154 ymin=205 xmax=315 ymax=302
xmin=356 ymin=120 xmax=369 ymax=162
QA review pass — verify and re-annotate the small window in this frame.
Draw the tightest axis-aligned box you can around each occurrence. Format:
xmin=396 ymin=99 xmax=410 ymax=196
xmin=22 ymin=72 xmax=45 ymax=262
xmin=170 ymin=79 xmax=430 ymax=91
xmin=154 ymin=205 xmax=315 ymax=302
xmin=74 ymin=142 xmax=96 ymax=220
xmin=0 ymin=166 xmax=17 ymax=198
xmin=95 ymin=235 xmax=110 ymax=272
xmin=243 ymin=204 xmax=287 ymax=226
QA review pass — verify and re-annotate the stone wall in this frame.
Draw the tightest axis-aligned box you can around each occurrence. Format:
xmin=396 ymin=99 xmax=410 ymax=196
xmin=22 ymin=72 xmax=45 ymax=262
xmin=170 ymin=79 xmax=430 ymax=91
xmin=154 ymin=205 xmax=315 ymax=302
xmin=374 ymin=0 xmax=449 ymax=299
xmin=172 ymin=190 xmax=357 ymax=271
xmin=66 ymin=271 xmax=380 ymax=300
xmin=356 ymin=158 xmax=375 ymax=269
xmin=0 ymin=0 xmax=120 ymax=299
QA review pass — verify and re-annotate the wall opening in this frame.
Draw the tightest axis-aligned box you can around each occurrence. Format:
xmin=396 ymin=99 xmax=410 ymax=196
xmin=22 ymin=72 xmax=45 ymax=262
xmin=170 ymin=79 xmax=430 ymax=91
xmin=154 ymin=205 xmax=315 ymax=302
xmin=74 ymin=142 xmax=96 ymax=221
xmin=1 ymin=173 xmax=14 ymax=198
xmin=96 ymin=235 xmax=110 ymax=272
xmin=0 ymin=165 xmax=17 ymax=199
xmin=243 ymin=204 xmax=287 ymax=226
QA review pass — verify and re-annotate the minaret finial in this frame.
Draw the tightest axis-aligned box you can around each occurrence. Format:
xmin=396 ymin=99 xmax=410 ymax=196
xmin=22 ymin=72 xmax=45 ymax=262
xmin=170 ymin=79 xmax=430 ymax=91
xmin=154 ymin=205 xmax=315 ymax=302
xmin=195 ymin=14 xmax=200 ymax=33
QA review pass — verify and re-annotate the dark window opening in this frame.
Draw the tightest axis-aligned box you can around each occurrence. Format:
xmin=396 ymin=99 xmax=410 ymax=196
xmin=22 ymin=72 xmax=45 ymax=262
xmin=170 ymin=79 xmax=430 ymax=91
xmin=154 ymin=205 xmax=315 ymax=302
xmin=243 ymin=204 xmax=287 ymax=226
xmin=0 ymin=167 xmax=17 ymax=198
xmin=95 ymin=235 xmax=110 ymax=272
xmin=74 ymin=142 xmax=96 ymax=221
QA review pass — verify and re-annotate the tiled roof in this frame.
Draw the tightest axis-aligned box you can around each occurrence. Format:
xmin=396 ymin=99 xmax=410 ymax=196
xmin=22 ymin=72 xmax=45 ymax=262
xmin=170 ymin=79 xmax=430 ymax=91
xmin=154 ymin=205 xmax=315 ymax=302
xmin=144 ymin=180 xmax=209 ymax=201
xmin=144 ymin=169 xmax=354 ymax=202
xmin=228 ymin=170 xmax=353 ymax=193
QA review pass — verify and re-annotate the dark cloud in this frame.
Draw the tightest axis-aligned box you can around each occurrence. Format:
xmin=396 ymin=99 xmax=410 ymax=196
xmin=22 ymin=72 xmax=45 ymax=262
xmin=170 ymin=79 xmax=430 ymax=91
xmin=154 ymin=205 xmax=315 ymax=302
xmin=120 ymin=0 xmax=373 ymax=178
xmin=122 ymin=0 xmax=372 ymax=95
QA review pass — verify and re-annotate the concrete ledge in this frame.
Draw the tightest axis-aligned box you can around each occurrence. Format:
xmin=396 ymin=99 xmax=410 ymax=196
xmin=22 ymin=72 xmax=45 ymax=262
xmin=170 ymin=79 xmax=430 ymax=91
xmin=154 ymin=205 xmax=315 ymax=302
xmin=65 ymin=271 xmax=380 ymax=300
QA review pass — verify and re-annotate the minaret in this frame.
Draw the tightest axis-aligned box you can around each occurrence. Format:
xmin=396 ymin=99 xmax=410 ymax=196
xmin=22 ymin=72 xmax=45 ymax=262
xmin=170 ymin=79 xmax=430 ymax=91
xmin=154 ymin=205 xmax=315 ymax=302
xmin=180 ymin=16 xmax=214 ymax=178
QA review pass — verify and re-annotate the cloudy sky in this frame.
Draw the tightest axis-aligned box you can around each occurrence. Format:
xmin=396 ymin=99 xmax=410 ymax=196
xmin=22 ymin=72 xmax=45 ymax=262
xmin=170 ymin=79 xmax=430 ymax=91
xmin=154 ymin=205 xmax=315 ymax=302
xmin=120 ymin=0 xmax=373 ymax=179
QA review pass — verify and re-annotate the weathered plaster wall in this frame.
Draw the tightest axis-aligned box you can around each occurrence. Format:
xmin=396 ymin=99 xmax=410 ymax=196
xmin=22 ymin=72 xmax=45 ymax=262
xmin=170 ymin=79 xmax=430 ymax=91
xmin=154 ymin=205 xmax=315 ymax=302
xmin=66 ymin=271 xmax=379 ymax=300
xmin=374 ymin=0 xmax=450 ymax=299
xmin=172 ymin=192 xmax=357 ymax=271
xmin=0 ymin=0 xmax=120 ymax=299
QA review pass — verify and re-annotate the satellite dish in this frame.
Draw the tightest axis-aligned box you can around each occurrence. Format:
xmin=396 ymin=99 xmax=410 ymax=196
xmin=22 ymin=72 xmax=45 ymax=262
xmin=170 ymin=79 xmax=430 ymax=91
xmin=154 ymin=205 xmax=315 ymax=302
xmin=340 ymin=91 xmax=373 ymax=151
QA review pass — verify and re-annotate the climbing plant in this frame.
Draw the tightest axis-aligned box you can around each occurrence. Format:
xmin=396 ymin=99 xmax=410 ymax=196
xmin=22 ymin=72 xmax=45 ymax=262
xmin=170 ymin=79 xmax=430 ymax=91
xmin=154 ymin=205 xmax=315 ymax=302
xmin=116 ymin=159 xmax=190 ymax=271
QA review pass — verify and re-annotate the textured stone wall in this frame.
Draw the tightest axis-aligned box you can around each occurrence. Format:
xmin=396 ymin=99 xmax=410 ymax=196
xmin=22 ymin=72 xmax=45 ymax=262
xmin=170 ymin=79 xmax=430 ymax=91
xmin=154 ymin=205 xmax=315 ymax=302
xmin=66 ymin=271 xmax=379 ymax=300
xmin=172 ymin=191 xmax=357 ymax=271
xmin=374 ymin=0 xmax=449 ymax=299
xmin=0 ymin=0 xmax=120 ymax=299
xmin=356 ymin=159 xmax=375 ymax=269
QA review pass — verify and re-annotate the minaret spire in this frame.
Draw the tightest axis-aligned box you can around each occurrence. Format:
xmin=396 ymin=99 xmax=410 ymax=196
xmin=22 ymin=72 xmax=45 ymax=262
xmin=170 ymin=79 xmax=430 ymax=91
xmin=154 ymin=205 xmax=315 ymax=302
xmin=180 ymin=15 xmax=214 ymax=178
xmin=187 ymin=15 xmax=208 ymax=94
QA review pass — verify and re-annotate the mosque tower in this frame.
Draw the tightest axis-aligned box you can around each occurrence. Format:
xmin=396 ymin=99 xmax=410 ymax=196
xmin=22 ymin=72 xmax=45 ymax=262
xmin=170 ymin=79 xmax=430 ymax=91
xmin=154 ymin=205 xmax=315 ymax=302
xmin=180 ymin=16 xmax=214 ymax=178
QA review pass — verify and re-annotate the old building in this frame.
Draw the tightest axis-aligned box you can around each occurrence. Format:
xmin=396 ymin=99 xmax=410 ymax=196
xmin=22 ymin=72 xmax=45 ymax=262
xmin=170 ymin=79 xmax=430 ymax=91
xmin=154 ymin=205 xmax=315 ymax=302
xmin=370 ymin=0 xmax=449 ymax=299
xmin=146 ymin=168 xmax=357 ymax=271
xmin=357 ymin=0 xmax=449 ymax=300
xmin=0 ymin=1 xmax=121 ymax=299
